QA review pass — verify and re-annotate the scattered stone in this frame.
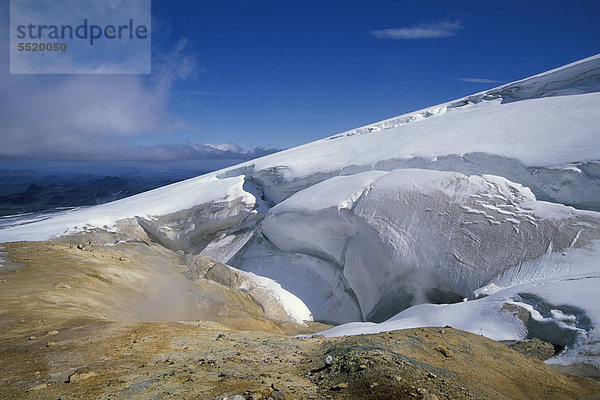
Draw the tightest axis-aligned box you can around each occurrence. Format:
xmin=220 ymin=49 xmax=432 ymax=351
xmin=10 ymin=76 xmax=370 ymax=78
xmin=119 ymin=256 xmax=126 ymax=261
xmin=271 ymin=382 xmax=282 ymax=391
xmin=29 ymin=383 xmax=48 ymax=391
xmin=439 ymin=329 xmax=445 ymax=334
xmin=324 ymin=355 xmax=333 ymax=365
xmin=67 ymin=370 xmax=96 ymax=383
xmin=28 ymin=336 xmax=37 ymax=340
xmin=357 ymin=364 xmax=367 ymax=371
xmin=370 ymin=382 xmax=378 ymax=388
xmin=434 ymin=345 xmax=454 ymax=358
xmin=46 ymin=341 xmax=57 ymax=347
xmin=76 ymin=244 xmax=86 ymax=251
xmin=427 ymin=372 xmax=437 ymax=379
xmin=0 ymin=279 xmax=7 ymax=283
xmin=331 ymin=382 xmax=349 ymax=390
xmin=46 ymin=330 xmax=59 ymax=336
xmin=417 ymin=388 xmax=427 ymax=395
xmin=267 ymin=391 xmax=285 ymax=400
xmin=53 ymin=282 xmax=71 ymax=289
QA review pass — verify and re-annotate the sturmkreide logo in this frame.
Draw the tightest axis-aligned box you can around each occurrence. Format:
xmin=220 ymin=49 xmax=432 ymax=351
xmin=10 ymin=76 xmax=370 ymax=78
xmin=10 ymin=0 xmax=151 ymax=74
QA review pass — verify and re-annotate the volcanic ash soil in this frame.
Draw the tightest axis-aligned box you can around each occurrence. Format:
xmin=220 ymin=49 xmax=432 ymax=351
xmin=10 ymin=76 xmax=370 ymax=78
xmin=1 ymin=241 xmax=599 ymax=399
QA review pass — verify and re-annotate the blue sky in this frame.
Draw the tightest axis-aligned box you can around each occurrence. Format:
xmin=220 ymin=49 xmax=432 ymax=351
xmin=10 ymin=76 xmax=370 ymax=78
xmin=1 ymin=0 xmax=599 ymax=162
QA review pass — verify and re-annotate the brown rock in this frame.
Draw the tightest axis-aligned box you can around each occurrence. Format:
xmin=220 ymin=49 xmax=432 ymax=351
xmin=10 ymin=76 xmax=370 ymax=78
xmin=29 ymin=383 xmax=48 ymax=391
xmin=53 ymin=282 xmax=71 ymax=289
xmin=67 ymin=369 xmax=97 ymax=383
xmin=435 ymin=345 xmax=454 ymax=357
xmin=267 ymin=391 xmax=286 ymax=399
xmin=331 ymin=382 xmax=349 ymax=390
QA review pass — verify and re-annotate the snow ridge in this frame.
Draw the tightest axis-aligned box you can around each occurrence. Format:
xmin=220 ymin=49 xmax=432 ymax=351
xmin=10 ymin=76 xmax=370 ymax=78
xmin=324 ymin=53 xmax=600 ymax=141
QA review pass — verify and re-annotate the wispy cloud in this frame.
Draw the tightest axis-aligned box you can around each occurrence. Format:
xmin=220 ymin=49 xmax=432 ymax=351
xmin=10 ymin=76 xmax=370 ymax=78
xmin=458 ymin=77 xmax=502 ymax=84
xmin=0 ymin=39 xmax=197 ymax=159
xmin=370 ymin=21 xmax=462 ymax=40
xmin=0 ymin=0 xmax=215 ymax=162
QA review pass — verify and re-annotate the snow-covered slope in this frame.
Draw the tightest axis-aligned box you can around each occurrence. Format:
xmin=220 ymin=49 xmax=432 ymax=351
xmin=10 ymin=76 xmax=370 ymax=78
xmin=2 ymin=54 xmax=600 ymax=376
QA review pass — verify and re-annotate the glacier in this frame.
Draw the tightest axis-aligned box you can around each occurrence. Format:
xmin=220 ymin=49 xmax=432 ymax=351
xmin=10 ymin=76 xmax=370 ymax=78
xmin=1 ymin=54 xmax=600 ymax=378
xmin=258 ymin=169 xmax=600 ymax=323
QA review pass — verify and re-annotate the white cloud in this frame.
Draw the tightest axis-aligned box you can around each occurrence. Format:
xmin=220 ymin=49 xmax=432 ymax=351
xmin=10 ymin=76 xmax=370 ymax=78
xmin=0 ymin=32 xmax=280 ymax=162
xmin=458 ymin=77 xmax=502 ymax=84
xmin=0 ymin=48 xmax=194 ymax=159
xmin=0 ymin=0 xmax=209 ymax=161
xmin=370 ymin=21 xmax=462 ymax=40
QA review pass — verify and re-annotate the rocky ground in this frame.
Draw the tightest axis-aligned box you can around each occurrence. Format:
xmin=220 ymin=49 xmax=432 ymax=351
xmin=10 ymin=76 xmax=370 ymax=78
xmin=1 ymin=241 xmax=599 ymax=399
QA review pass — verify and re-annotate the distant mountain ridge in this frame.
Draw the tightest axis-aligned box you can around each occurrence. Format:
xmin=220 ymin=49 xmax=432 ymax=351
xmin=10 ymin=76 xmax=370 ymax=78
xmin=0 ymin=175 xmax=178 ymax=216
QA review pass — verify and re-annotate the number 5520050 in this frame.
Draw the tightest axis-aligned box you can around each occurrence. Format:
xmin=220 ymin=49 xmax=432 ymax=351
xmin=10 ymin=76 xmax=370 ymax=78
xmin=18 ymin=42 xmax=66 ymax=51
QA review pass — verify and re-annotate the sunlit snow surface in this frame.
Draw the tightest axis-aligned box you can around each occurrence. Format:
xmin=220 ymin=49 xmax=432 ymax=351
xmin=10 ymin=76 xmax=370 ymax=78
xmin=0 ymin=207 xmax=80 ymax=230
xmin=1 ymin=54 xmax=600 ymax=373
xmin=0 ymin=175 xmax=258 ymax=241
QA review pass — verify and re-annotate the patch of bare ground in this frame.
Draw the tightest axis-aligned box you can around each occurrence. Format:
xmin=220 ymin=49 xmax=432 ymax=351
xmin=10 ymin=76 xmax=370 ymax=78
xmin=1 ymin=241 xmax=599 ymax=399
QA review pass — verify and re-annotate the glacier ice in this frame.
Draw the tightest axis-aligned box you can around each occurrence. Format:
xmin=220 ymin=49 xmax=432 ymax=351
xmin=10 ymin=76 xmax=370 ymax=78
xmin=253 ymin=169 xmax=600 ymax=323
xmin=319 ymin=241 xmax=600 ymax=379
xmin=1 ymin=54 xmax=600 ymax=377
